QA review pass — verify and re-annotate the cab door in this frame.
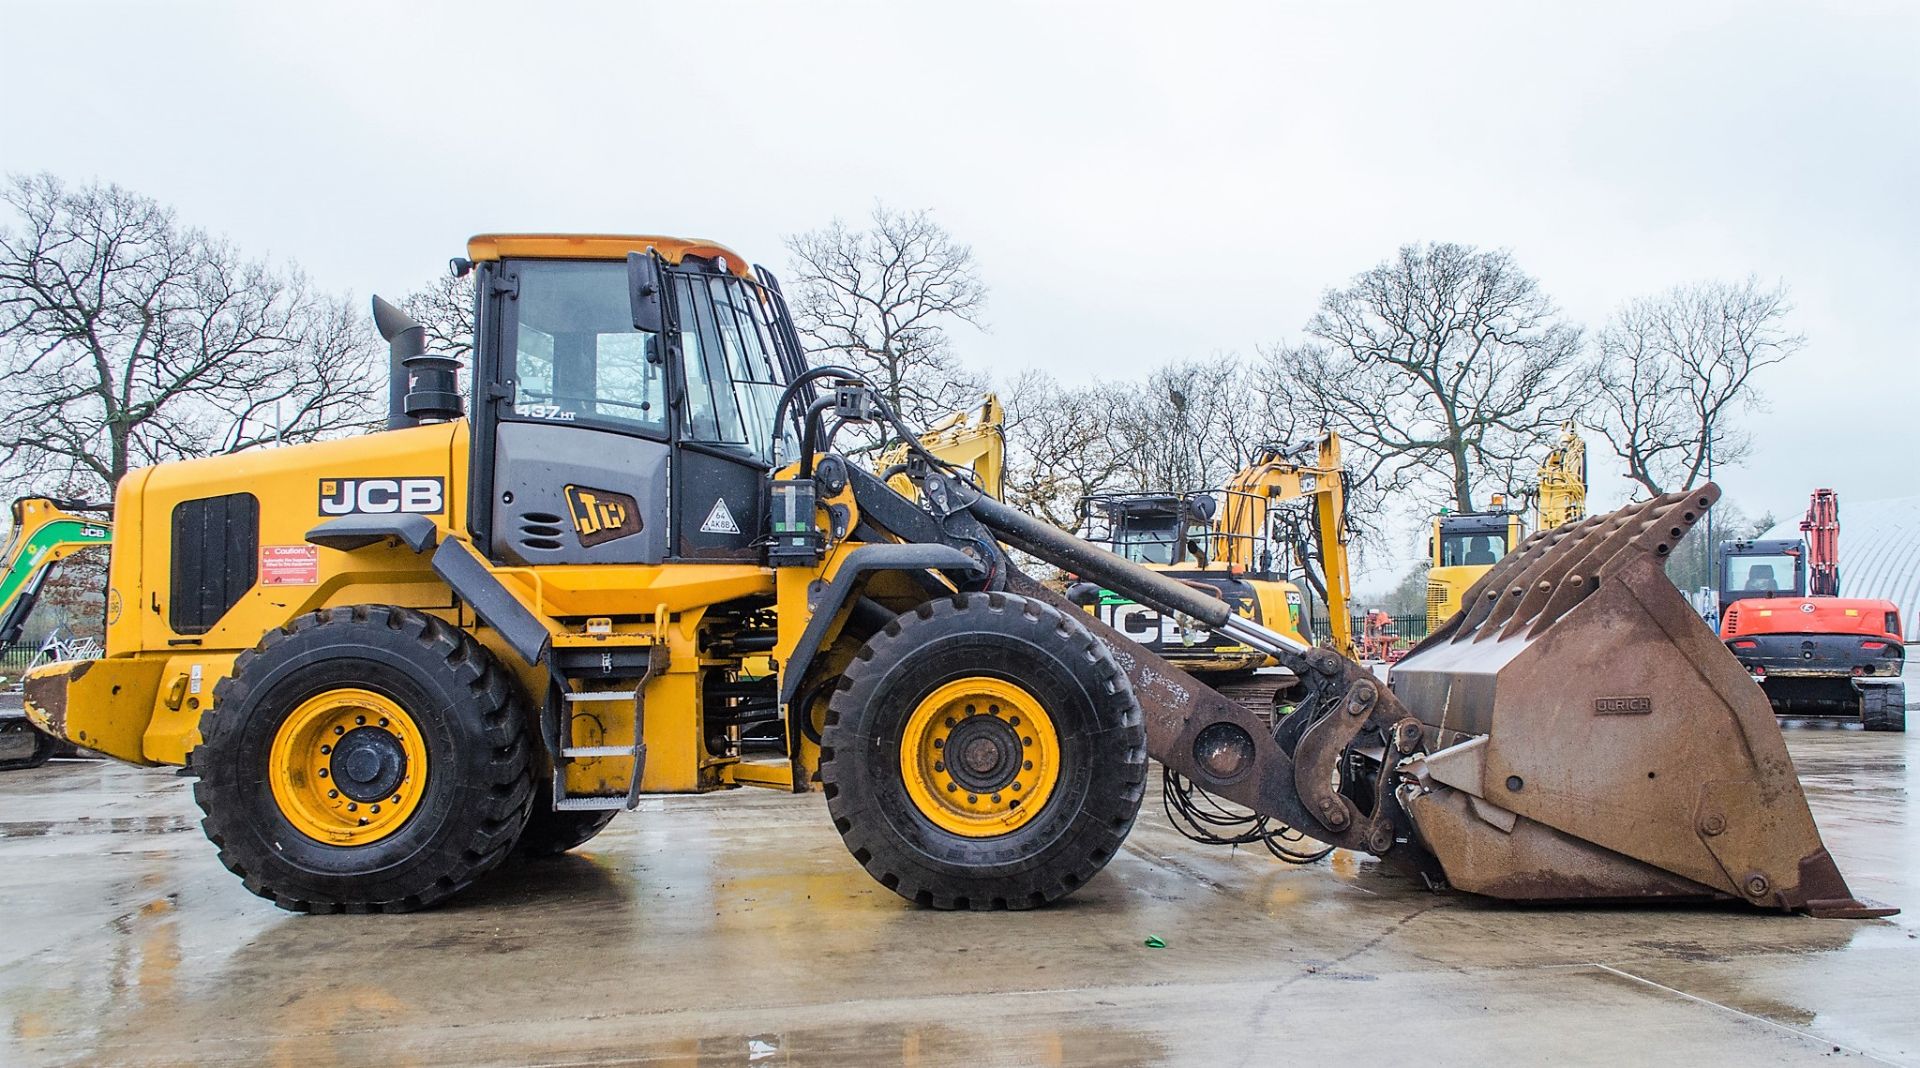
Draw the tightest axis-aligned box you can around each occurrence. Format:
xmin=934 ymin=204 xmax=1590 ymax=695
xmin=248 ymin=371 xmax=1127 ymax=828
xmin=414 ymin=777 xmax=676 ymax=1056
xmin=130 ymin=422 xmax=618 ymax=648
xmin=664 ymin=263 xmax=791 ymax=562
xmin=473 ymin=258 xmax=672 ymax=567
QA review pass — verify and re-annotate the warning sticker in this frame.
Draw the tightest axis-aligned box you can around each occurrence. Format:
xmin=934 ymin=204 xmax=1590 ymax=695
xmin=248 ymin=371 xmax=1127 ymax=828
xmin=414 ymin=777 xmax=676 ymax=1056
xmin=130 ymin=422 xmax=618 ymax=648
xmin=261 ymin=545 xmax=320 ymax=586
xmin=700 ymin=497 xmax=741 ymax=535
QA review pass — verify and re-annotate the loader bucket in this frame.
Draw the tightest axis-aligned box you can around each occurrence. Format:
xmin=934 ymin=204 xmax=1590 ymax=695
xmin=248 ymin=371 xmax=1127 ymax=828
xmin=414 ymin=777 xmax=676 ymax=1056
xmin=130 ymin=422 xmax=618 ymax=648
xmin=1390 ymin=485 xmax=1891 ymax=917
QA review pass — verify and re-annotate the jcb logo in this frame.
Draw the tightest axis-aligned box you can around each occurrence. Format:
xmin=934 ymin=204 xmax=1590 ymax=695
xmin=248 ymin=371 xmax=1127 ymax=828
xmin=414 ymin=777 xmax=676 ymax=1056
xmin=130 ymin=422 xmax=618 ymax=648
xmin=565 ymin=485 xmax=643 ymax=547
xmin=319 ymin=478 xmax=445 ymax=516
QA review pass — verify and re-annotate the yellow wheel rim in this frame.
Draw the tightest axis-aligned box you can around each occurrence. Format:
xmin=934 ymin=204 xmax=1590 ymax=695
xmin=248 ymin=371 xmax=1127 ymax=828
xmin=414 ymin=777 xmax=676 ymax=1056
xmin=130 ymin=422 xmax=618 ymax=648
xmin=268 ymin=688 xmax=427 ymax=846
xmin=900 ymin=677 xmax=1060 ymax=838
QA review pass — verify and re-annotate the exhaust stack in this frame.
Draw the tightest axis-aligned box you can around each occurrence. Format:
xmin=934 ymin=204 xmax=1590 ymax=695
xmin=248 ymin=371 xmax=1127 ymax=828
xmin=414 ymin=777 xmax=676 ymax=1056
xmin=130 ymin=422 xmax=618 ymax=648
xmin=372 ymin=296 xmax=462 ymax=428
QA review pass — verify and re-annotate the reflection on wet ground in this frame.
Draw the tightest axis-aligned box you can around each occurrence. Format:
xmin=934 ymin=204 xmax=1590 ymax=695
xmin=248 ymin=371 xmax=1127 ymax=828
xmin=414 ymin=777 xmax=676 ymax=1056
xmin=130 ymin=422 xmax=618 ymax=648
xmin=1 ymin=727 xmax=1914 ymax=1066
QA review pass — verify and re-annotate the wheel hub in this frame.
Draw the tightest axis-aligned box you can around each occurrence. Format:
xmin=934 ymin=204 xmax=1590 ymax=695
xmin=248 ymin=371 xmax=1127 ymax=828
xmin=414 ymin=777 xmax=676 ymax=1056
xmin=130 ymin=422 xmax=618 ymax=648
xmin=331 ymin=727 xmax=407 ymax=802
xmin=268 ymin=688 xmax=427 ymax=846
xmin=899 ymin=677 xmax=1061 ymax=838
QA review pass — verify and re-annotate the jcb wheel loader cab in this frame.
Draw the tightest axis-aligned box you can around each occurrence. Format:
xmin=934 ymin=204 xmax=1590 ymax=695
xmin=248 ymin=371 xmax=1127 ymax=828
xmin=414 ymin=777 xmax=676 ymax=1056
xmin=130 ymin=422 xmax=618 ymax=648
xmin=194 ymin=606 xmax=533 ymax=912
xmin=821 ymin=592 xmax=1146 ymax=909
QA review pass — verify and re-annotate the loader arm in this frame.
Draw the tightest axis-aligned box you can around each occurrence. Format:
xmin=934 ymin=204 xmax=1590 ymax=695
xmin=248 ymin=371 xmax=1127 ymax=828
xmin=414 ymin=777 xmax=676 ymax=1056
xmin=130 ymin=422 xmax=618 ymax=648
xmin=925 ymin=471 xmax=1887 ymax=916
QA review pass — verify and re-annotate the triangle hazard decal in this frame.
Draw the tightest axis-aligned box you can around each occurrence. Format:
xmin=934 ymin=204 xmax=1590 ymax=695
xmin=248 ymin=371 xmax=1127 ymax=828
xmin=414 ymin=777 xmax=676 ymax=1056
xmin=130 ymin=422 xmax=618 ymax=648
xmin=700 ymin=496 xmax=741 ymax=535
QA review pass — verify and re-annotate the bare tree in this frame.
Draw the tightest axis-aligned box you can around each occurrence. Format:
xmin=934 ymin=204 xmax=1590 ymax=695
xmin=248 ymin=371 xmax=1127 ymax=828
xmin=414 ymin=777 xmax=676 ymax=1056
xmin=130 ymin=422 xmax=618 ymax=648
xmin=1000 ymin=371 xmax=1132 ymax=533
xmin=401 ymin=271 xmax=475 ymax=365
xmin=1264 ymin=242 xmax=1582 ymax=513
xmin=1587 ymin=278 xmax=1801 ymax=498
xmin=784 ymin=205 xmax=987 ymax=428
xmin=0 ymin=174 xmax=380 ymax=496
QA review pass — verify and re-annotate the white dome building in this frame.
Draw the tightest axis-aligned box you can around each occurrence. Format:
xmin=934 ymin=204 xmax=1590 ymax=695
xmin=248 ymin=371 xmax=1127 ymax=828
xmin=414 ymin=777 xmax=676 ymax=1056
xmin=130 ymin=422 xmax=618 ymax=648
xmin=1763 ymin=495 xmax=1920 ymax=640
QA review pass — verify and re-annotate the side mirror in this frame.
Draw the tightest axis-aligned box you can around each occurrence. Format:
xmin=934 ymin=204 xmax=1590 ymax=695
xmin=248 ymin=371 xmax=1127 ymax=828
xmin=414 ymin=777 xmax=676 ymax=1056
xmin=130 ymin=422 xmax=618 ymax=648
xmin=628 ymin=251 xmax=664 ymax=333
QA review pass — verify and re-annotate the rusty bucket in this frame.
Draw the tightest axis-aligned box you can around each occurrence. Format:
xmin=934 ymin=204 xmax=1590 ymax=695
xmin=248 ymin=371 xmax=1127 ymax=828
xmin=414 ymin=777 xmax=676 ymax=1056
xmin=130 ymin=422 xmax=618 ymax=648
xmin=1390 ymin=485 xmax=1891 ymax=917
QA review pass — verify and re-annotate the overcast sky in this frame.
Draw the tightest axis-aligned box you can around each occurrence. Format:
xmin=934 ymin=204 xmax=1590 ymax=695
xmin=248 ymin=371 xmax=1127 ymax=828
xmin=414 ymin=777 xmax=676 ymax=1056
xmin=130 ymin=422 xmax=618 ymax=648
xmin=4 ymin=1 xmax=1915 ymax=588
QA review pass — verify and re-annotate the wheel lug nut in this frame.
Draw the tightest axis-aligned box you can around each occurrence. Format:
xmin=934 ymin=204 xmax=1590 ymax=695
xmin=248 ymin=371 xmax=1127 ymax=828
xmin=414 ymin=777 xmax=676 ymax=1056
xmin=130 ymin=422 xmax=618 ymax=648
xmin=1009 ymin=716 xmax=1020 ymax=727
xmin=991 ymin=793 xmax=1002 ymax=803
xmin=379 ymin=718 xmax=389 ymax=727
xmin=967 ymin=794 xmax=977 ymax=803
xmin=946 ymin=783 xmax=958 ymax=793
xmin=1011 ymin=782 xmax=1022 ymax=791
xmin=327 ymin=790 xmax=338 ymax=799
xmin=1022 ymin=738 xmax=1032 ymax=747
xmin=945 ymin=717 xmax=957 ymax=728
xmin=333 ymin=726 xmax=344 ymax=736
xmin=392 ymin=794 xmax=401 ymax=803
xmin=347 ymin=802 xmax=358 ymax=811
xmin=371 ymin=804 xmax=381 ymax=813
xmin=317 ymin=768 xmax=329 ymax=778
xmin=988 ymin=704 xmax=999 ymax=714
xmin=1023 ymin=760 xmax=1033 ymax=770
xmin=355 ymin=716 xmax=366 ymax=726
xmin=933 ymin=761 xmax=945 ymax=772
xmin=932 ymin=739 xmax=944 ymax=749
xmin=320 ymin=744 xmax=332 ymax=755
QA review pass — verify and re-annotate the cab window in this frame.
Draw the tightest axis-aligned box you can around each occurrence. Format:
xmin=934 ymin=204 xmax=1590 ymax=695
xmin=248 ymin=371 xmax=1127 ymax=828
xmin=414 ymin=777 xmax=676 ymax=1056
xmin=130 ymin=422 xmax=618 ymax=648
xmin=508 ymin=261 xmax=668 ymax=436
xmin=676 ymin=272 xmax=785 ymax=462
xmin=1725 ymin=553 xmax=1799 ymax=598
xmin=1440 ymin=533 xmax=1507 ymax=567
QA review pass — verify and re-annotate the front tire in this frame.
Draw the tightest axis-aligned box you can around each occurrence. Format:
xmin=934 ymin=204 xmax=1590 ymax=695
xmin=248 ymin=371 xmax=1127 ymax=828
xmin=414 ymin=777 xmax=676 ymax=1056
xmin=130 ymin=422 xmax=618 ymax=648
xmin=193 ymin=606 xmax=534 ymax=912
xmin=821 ymin=592 xmax=1145 ymax=910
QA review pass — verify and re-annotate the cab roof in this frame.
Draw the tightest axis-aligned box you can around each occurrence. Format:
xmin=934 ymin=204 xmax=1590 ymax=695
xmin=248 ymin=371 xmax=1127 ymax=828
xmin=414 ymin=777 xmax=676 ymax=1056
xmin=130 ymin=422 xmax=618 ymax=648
xmin=466 ymin=234 xmax=756 ymax=279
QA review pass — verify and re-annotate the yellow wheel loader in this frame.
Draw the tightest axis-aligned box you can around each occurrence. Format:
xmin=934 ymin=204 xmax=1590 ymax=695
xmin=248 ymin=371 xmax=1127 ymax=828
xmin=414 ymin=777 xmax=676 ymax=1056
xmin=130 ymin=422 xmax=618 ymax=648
xmin=22 ymin=235 xmax=1890 ymax=918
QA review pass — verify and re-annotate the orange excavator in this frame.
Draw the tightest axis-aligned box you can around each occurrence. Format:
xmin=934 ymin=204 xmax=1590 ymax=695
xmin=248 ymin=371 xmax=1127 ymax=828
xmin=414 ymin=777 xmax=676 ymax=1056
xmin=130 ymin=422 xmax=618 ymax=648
xmin=1718 ymin=489 xmax=1905 ymax=731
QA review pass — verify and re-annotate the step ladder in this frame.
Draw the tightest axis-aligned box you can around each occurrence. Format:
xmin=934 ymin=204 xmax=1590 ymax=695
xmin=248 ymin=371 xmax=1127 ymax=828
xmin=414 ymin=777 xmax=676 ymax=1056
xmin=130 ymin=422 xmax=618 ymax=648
xmin=544 ymin=641 xmax=669 ymax=813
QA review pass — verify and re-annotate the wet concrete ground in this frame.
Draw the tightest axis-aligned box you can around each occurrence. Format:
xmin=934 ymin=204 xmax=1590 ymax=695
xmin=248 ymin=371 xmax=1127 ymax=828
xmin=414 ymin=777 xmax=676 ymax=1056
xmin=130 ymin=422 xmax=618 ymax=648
xmin=0 ymin=723 xmax=1914 ymax=1067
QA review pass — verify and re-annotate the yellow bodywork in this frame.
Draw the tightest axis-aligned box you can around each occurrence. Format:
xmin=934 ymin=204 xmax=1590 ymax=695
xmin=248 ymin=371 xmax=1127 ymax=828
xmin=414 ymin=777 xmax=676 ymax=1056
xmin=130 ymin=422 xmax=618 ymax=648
xmin=21 ymin=232 xmax=912 ymax=803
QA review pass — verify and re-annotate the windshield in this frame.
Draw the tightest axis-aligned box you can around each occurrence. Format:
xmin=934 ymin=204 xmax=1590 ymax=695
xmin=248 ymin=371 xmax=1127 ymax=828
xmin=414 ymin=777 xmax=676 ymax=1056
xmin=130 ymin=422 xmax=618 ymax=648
xmin=1439 ymin=531 xmax=1508 ymax=567
xmin=1725 ymin=553 xmax=1800 ymax=599
xmin=508 ymin=260 xmax=669 ymax=435
xmin=1108 ymin=516 xmax=1202 ymax=566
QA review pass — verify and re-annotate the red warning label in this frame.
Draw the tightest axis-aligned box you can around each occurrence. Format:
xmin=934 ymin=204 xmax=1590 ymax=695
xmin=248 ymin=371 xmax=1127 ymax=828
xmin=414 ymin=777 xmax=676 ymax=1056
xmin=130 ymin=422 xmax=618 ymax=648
xmin=260 ymin=545 xmax=319 ymax=586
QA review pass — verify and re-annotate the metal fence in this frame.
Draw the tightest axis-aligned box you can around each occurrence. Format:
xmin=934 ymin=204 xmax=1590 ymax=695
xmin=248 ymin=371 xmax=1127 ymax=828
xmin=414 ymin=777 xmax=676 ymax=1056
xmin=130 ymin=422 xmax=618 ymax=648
xmin=1347 ymin=613 xmax=1431 ymax=646
xmin=0 ymin=645 xmax=38 ymax=676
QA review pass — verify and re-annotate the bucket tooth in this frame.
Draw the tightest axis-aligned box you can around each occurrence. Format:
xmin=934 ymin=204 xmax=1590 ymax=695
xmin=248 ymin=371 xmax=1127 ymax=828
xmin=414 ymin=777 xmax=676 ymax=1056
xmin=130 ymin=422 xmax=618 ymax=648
xmin=1392 ymin=484 xmax=1893 ymax=916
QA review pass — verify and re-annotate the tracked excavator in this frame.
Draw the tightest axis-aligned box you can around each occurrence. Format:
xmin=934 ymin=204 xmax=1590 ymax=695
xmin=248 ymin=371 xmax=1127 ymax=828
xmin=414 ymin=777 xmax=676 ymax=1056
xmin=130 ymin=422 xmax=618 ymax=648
xmin=20 ymin=235 xmax=1889 ymax=918
xmin=1070 ymin=434 xmax=1352 ymax=704
xmin=0 ymin=498 xmax=111 ymax=770
xmin=1426 ymin=423 xmax=1587 ymax=631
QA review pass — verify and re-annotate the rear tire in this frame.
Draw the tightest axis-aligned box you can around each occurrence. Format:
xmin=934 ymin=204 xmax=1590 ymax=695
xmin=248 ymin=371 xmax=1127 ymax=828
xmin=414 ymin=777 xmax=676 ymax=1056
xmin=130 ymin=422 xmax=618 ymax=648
xmin=193 ymin=606 xmax=534 ymax=912
xmin=821 ymin=591 xmax=1145 ymax=910
xmin=1862 ymin=684 xmax=1906 ymax=733
xmin=514 ymin=790 xmax=618 ymax=856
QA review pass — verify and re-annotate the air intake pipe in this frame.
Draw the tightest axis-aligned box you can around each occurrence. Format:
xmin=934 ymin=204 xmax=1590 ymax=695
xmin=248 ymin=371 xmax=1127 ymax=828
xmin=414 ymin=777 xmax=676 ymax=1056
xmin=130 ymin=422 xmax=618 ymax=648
xmin=372 ymin=296 xmax=463 ymax=428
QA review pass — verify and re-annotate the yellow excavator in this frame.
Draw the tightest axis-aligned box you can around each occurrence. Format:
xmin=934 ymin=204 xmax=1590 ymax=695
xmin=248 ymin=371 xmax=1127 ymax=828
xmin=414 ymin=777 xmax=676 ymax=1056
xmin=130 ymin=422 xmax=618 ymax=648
xmin=1426 ymin=423 xmax=1587 ymax=632
xmin=18 ymin=234 xmax=1886 ymax=920
xmin=874 ymin=393 xmax=1004 ymax=499
xmin=0 ymin=498 xmax=112 ymax=770
xmin=1070 ymin=434 xmax=1352 ymax=712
